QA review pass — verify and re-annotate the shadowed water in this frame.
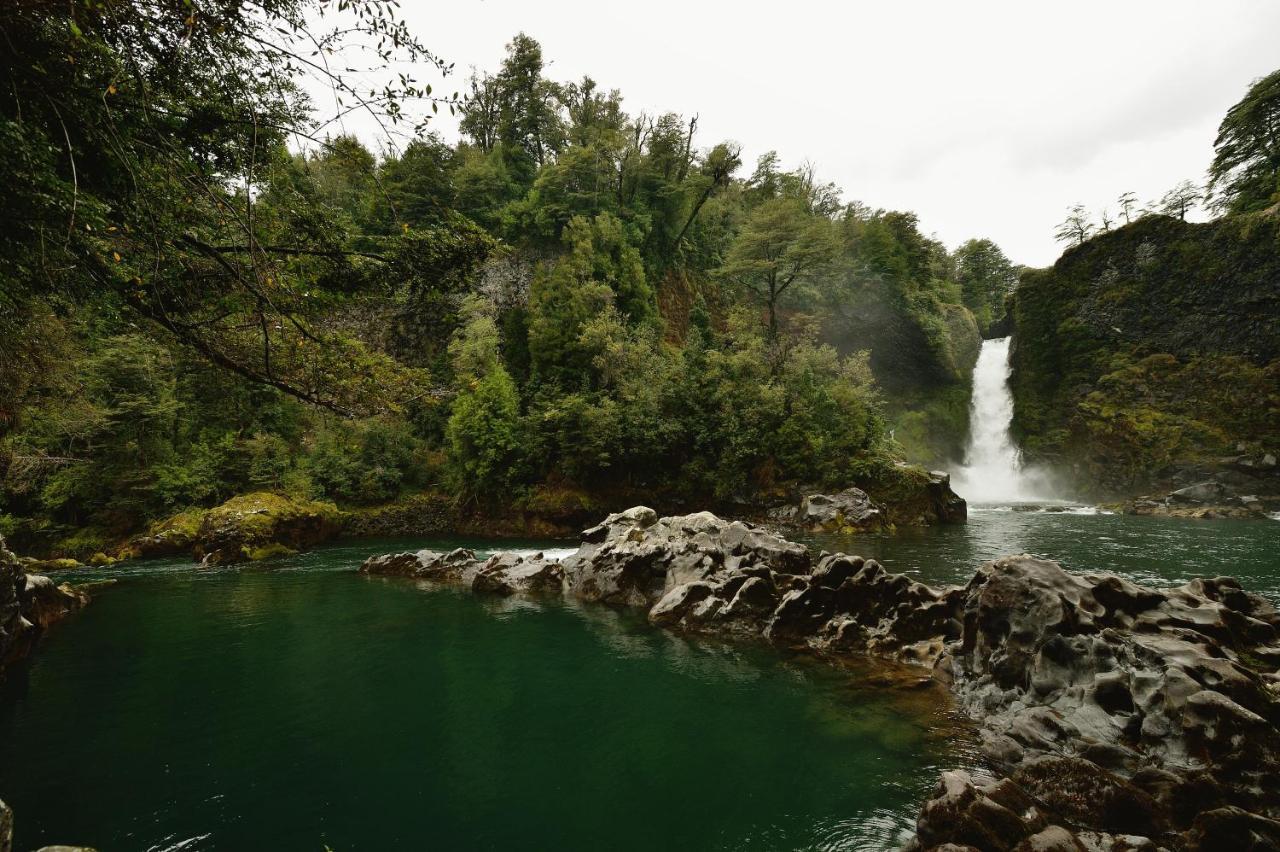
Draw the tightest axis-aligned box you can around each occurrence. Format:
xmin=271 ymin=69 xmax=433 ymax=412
xmin=0 ymin=538 xmax=968 ymax=852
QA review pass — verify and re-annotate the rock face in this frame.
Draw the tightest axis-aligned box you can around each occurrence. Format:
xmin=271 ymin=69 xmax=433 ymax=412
xmin=1124 ymin=464 xmax=1280 ymax=519
xmin=362 ymin=507 xmax=1280 ymax=850
xmin=0 ymin=536 xmax=89 ymax=677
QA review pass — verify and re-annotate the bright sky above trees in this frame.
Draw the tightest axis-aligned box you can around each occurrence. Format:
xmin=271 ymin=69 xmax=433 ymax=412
xmin=317 ymin=0 xmax=1280 ymax=267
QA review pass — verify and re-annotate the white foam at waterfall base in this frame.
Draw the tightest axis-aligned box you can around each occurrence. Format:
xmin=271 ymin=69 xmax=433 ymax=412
xmin=952 ymin=337 xmax=1057 ymax=504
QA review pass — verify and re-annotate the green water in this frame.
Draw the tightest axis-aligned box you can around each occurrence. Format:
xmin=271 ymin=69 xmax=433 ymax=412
xmin=0 ymin=538 xmax=964 ymax=852
xmin=802 ymin=507 xmax=1280 ymax=600
xmin=2 ymin=512 xmax=1277 ymax=851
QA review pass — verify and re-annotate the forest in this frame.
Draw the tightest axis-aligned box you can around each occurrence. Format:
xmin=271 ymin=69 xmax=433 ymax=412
xmin=0 ymin=6 xmax=1016 ymax=557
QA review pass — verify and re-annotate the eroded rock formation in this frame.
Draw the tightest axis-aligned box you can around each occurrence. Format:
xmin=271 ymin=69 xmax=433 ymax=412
xmin=362 ymin=507 xmax=1280 ymax=850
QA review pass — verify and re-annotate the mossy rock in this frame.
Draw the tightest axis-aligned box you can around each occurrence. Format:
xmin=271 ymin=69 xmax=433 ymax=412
xmin=129 ymin=509 xmax=207 ymax=559
xmin=20 ymin=557 xmax=82 ymax=573
xmin=859 ymin=463 xmax=967 ymax=526
xmin=194 ymin=492 xmax=340 ymax=566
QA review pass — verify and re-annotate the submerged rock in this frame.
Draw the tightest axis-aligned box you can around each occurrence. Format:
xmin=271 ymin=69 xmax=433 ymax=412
xmin=362 ymin=507 xmax=1280 ymax=850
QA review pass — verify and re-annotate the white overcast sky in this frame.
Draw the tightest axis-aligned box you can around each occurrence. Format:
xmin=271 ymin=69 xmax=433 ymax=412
xmin=315 ymin=0 xmax=1280 ymax=267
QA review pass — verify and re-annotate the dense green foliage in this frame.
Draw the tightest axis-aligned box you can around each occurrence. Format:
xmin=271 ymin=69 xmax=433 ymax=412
xmin=1 ymin=7 xmax=1007 ymax=555
xmin=1009 ymin=214 xmax=1280 ymax=492
xmin=1209 ymin=69 xmax=1280 ymax=215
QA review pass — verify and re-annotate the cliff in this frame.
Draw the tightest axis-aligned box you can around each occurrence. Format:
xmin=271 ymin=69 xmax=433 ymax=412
xmin=1009 ymin=213 xmax=1280 ymax=496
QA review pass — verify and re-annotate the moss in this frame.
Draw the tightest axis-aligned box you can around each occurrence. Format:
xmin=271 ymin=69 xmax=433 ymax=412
xmin=23 ymin=557 xmax=82 ymax=572
xmin=246 ymin=543 xmax=298 ymax=561
xmin=1009 ymin=212 xmax=1280 ymax=493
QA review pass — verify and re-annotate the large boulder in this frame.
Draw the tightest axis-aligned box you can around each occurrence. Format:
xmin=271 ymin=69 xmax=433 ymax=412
xmin=193 ymin=493 xmax=341 ymax=565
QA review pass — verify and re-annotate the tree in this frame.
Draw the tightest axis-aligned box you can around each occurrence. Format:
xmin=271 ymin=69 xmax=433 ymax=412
xmin=1208 ymin=69 xmax=1280 ymax=214
xmin=494 ymin=34 xmax=565 ymax=184
xmin=1158 ymin=180 xmax=1202 ymax=221
xmin=719 ymin=198 xmax=840 ymax=340
xmin=953 ymin=239 xmax=1018 ymax=329
xmin=1117 ymin=192 xmax=1139 ymax=224
xmin=0 ymin=1 xmax=457 ymax=418
xmin=1054 ymin=204 xmax=1094 ymax=246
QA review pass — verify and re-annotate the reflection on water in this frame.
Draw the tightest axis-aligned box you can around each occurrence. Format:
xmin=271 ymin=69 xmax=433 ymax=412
xmin=0 ymin=541 xmax=970 ymax=852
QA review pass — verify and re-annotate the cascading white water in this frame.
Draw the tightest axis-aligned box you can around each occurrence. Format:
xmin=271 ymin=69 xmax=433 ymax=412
xmin=952 ymin=337 xmax=1049 ymax=503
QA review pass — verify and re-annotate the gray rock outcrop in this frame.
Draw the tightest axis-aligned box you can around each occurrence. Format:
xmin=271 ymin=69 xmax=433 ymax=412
xmin=361 ymin=507 xmax=1280 ymax=850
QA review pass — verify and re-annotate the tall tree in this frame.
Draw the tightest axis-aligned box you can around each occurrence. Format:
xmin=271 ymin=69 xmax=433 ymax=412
xmin=1208 ymin=69 xmax=1280 ymax=214
xmin=719 ymin=198 xmax=839 ymax=340
xmin=953 ymin=238 xmax=1017 ymax=329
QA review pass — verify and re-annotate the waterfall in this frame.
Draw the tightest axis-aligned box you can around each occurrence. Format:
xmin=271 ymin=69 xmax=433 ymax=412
xmin=952 ymin=337 xmax=1049 ymax=503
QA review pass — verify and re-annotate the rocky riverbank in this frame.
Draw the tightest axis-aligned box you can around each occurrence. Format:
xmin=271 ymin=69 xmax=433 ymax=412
xmin=362 ymin=507 xmax=1280 ymax=850
xmin=0 ymin=535 xmax=89 ymax=677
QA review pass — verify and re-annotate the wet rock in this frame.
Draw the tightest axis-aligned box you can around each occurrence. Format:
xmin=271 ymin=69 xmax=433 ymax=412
xmin=360 ymin=548 xmax=482 ymax=584
xmin=912 ymin=771 xmax=1045 ymax=851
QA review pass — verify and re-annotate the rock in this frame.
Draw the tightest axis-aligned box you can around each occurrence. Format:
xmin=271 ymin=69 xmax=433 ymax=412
xmin=564 ymin=508 xmax=810 ymax=612
xmin=769 ymin=488 xmax=888 ymax=532
xmin=360 ymin=548 xmax=481 ymax=584
xmin=193 ymin=493 xmax=341 ymax=565
xmin=359 ymin=508 xmax=1280 ymax=850
xmin=927 ymin=470 xmax=969 ymax=524
xmin=1009 ymin=757 xmax=1166 ymax=837
xmin=912 ymin=771 xmax=1045 ymax=851
xmin=471 ymin=553 xmax=564 ymax=596
xmin=128 ymin=509 xmax=205 ymax=559
xmin=1 ymin=536 xmax=89 ymax=676
xmin=1169 ymin=481 xmax=1228 ymax=504
xmin=1185 ymin=806 xmax=1280 ymax=851
xmin=19 ymin=558 xmax=82 ymax=572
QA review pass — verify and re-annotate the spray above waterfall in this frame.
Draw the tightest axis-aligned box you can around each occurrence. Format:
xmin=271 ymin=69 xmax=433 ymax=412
xmin=952 ymin=337 xmax=1054 ymax=504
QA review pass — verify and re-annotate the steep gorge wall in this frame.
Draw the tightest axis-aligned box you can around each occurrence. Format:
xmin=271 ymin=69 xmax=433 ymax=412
xmin=1009 ymin=213 xmax=1280 ymax=495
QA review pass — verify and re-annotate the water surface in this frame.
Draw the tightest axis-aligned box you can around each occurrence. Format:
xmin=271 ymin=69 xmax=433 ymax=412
xmin=0 ymin=538 xmax=964 ymax=852
xmin=803 ymin=506 xmax=1280 ymax=599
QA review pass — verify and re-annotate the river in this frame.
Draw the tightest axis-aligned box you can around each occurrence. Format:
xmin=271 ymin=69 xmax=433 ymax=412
xmin=2 ymin=509 xmax=1276 ymax=850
